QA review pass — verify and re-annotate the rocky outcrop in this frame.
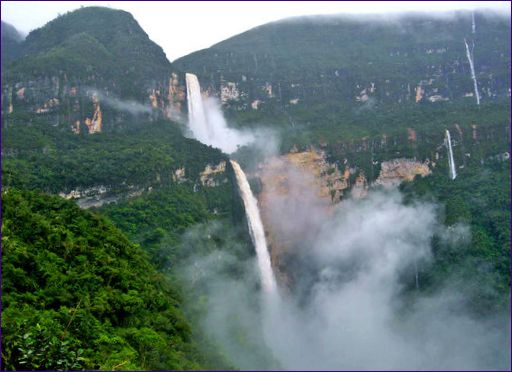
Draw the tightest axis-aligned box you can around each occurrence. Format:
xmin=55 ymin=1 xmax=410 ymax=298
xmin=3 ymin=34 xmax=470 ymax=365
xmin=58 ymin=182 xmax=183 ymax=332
xmin=220 ymin=82 xmax=240 ymax=103
xmin=58 ymin=184 xmax=154 ymax=209
xmin=251 ymin=100 xmax=262 ymax=109
xmin=254 ymin=149 xmax=435 ymax=286
xmin=167 ymin=72 xmax=185 ymax=120
xmin=375 ymin=158 xmax=431 ymax=187
xmin=172 ymin=167 xmax=186 ymax=183
xmin=254 ymin=148 xmax=354 ymax=285
xmin=199 ymin=161 xmax=228 ymax=187
xmin=84 ymin=93 xmax=102 ymax=134
xmin=351 ymin=173 xmax=369 ymax=199
xmin=256 ymin=149 xmax=350 ymax=204
xmin=415 ymin=84 xmax=424 ymax=102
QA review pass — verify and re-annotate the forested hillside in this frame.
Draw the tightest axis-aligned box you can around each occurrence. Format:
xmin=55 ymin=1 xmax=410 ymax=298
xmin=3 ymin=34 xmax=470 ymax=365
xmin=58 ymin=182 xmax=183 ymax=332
xmin=175 ymin=11 xmax=510 ymax=146
xmin=1 ymin=21 xmax=24 ymax=65
xmin=1 ymin=189 xmax=229 ymax=370
xmin=1 ymin=7 xmax=181 ymax=133
xmin=4 ymin=7 xmax=171 ymax=94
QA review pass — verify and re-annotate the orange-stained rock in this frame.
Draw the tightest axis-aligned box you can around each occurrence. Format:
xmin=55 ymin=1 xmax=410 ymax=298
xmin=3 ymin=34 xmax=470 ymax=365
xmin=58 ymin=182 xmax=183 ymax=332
xmin=375 ymin=158 xmax=430 ymax=187
xmin=415 ymin=85 xmax=424 ymax=102
xmin=407 ymin=128 xmax=417 ymax=142
xmin=255 ymin=148 xmax=351 ymax=286
xmin=167 ymin=72 xmax=185 ymax=120
xmin=71 ymin=120 xmax=80 ymax=134
xmin=84 ymin=94 xmax=102 ymax=134
xmin=149 ymin=89 xmax=159 ymax=108
xmin=200 ymin=161 xmax=227 ymax=187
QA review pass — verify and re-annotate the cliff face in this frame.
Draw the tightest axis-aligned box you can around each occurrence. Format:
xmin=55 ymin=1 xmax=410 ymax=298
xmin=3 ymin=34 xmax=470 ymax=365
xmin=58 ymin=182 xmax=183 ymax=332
xmin=55 ymin=161 xmax=231 ymax=209
xmin=255 ymin=152 xmax=334 ymax=286
xmin=254 ymin=117 xmax=510 ymax=288
xmin=175 ymin=11 xmax=510 ymax=119
xmin=375 ymin=158 xmax=431 ymax=187
xmin=200 ymin=161 xmax=228 ymax=187
xmin=254 ymin=147 xmax=433 ymax=284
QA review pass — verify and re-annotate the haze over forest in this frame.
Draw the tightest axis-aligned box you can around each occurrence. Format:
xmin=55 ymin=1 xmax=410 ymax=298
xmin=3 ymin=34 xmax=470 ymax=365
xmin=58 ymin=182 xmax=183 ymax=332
xmin=1 ymin=3 xmax=510 ymax=371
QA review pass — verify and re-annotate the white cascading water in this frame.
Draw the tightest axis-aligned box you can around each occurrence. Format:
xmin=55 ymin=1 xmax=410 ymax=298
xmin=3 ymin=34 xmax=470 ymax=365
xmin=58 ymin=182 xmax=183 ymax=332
xmin=445 ymin=130 xmax=457 ymax=180
xmin=230 ymin=160 xmax=277 ymax=293
xmin=464 ymin=38 xmax=481 ymax=105
xmin=185 ymin=73 xmax=213 ymax=142
xmin=185 ymin=72 xmax=274 ymax=291
xmin=185 ymin=72 xmax=253 ymax=153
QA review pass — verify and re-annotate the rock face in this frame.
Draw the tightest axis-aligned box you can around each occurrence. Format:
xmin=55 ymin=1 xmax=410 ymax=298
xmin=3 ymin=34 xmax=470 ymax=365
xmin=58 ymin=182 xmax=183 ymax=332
xmin=350 ymin=173 xmax=369 ymax=199
xmin=257 ymin=149 xmax=349 ymax=205
xmin=253 ymin=148 xmax=436 ymax=286
xmin=57 ymin=184 xmax=153 ymax=208
xmin=220 ymin=82 xmax=240 ymax=103
xmin=175 ymin=11 xmax=510 ymax=117
xmin=173 ymin=167 xmax=186 ymax=183
xmin=254 ymin=148 xmax=358 ymax=285
xmin=84 ymin=93 xmax=102 ymax=134
xmin=167 ymin=72 xmax=186 ymax=120
xmin=199 ymin=161 xmax=228 ymax=187
xmin=375 ymin=158 xmax=431 ymax=187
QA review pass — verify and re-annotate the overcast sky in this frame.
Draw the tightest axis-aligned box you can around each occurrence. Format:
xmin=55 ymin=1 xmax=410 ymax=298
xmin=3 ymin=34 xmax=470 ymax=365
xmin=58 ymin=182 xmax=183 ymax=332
xmin=1 ymin=1 xmax=509 ymax=61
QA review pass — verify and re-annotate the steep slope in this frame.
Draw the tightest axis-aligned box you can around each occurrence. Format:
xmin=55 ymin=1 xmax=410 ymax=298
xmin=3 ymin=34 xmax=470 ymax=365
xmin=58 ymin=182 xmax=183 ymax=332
xmin=14 ymin=7 xmax=170 ymax=87
xmin=1 ymin=189 xmax=206 ymax=370
xmin=2 ymin=7 xmax=183 ymax=131
xmin=1 ymin=21 xmax=24 ymax=65
xmin=2 ymin=117 xmax=236 ymax=213
xmin=174 ymin=11 xmax=510 ymax=140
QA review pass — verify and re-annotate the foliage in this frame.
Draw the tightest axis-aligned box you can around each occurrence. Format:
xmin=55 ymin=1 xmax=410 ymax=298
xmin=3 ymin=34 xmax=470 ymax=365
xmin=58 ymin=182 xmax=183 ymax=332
xmin=400 ymin=160 xmax=510 ymax=313
xmin=1 ymin=21 xmax=24 ymax=66
xmin=1 ymin=7 xmax=509 ymax=370
xmin=2 ymin=116 xmax=227 ymax=195
xmin=176 ymin=10 xmax=510 ymax=145
xmin=1 ymin=189 xmax=219 ymax=370
xmin=2 ymin=7 xmax=172 ymax=100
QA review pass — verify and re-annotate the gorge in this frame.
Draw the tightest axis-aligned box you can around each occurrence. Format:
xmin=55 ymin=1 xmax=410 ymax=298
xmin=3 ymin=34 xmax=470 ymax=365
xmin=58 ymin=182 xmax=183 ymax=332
xmin=1 ymin=5 xmax=510 ymax=371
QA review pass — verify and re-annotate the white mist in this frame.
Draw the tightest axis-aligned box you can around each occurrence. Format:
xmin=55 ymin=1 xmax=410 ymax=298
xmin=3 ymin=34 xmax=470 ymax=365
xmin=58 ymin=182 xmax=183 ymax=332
xmin=185 ymin=72 xmax=253 ymax=153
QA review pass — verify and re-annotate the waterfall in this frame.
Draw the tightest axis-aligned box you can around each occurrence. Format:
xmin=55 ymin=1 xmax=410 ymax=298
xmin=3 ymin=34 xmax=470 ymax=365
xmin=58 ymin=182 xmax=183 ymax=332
xmin=445 ymin=130 xmax=457 ymax=180
xmin=185 ymin=72 xmax=253 ymax=153
xmin=185 ymin=73 xmax=213 ymax=142
xmin=230 ymin=160 xmax=277 ymax=293
xmin=464 ymin=38 xmax=481 ymax=105
xmin=472 ymin=12 xmax=476 ymax=34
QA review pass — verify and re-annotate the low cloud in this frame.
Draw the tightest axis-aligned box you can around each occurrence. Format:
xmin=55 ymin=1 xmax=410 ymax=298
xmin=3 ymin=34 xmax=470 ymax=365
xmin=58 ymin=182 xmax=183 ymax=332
xmin=180 ymin=185 xmax=510 ymax=370
xmin=87 ymin=89 xmax=153 ymax=115
xmin=187 ymin=97 xmax=255 ymax=154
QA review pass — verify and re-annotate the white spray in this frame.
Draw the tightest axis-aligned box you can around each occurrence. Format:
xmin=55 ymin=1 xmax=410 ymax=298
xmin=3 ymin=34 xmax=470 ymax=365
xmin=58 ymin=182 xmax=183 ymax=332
xmin=464 ymin=38 xmax=480 ymax=105
xmin=445 ymin=130 xmax=457 ymax=180
xmin=185 ymin=72 xmax=254 ymax=153
xmin=185 ymin=73 xmax=213 ymax=141
xmin=230 ymin=160 xmax=277 ymax=293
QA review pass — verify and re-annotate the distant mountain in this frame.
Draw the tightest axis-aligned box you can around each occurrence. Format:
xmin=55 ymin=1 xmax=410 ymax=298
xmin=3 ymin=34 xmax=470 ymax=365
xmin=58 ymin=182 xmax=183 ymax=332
xmin=1 ymin=21 xmax=24 ymax=65
xmin=7 ymin=7 xmax=171 ymax=92
xmin=175 ymin=11 xmax=510 ymax=138
xmin=2 ymin=7 xmax=181 ymax=131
